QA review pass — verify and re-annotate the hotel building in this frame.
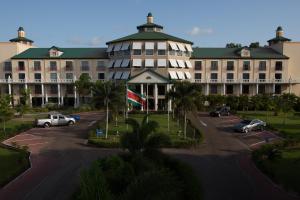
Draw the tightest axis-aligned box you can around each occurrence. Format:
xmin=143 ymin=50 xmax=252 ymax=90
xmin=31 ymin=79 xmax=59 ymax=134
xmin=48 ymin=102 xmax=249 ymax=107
xmin=0 ymin=13 xmax=300 ymax=110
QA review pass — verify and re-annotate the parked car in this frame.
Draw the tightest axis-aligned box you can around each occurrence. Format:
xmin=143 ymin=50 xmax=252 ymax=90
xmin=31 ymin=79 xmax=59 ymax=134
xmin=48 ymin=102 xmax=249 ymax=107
xmin=36 ymin=114 xmax=76 ymax=128
xmin=234 ymin=119 xmax=266 ymax=133
xmin=210 ymin=106 xmax=230 ymax=117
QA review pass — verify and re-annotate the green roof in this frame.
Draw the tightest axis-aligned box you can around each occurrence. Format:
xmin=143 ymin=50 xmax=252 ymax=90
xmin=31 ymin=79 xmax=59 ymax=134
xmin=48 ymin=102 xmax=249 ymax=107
xmin=191 ymin=47 xmax=288 ymax=59
xmin=12 ymin=48 xmax=108 ymax=59
xmin=106 ymin=31 xmax=193 ymax=45
xmin=267 ymin=36 xmax=291 ymax=43
xmin=10 ymin=37 xmax=34 ymax=43
xmin=137 ymin=23 xmax=163 ymax=30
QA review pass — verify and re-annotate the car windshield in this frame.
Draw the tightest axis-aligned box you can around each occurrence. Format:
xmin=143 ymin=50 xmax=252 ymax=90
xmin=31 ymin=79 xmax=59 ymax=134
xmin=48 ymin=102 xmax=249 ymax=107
xmin=240 ymin=120 xmax=251 ymax=124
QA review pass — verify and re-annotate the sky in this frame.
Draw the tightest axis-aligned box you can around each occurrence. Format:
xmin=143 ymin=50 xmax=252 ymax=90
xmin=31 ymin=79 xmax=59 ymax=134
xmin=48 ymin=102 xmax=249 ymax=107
xmin=0 ymin=0 xmax=299 ymax=48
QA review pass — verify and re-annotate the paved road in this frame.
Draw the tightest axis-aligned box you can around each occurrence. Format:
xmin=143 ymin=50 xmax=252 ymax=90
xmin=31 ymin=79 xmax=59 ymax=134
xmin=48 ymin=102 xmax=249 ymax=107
xmin=164 ymin=112 xmax=299 ymax=200
xmin=0 ymin=112 xmax=120 ymax=200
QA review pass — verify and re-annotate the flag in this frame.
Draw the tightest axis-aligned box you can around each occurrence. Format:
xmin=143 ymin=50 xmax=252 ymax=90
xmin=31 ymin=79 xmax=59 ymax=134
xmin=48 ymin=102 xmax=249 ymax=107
xmin=127 ymin=89 xmax=146 ymax=107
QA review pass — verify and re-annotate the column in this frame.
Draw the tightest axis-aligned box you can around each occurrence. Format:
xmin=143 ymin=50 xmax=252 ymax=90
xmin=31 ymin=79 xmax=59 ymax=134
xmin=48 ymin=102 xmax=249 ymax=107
xmin=58 ymin=83 xmax=61 ymax=106
xmin=240 ymin=83 xmax=243 ymax=95
xmin=154 ymin=83 xmax=158 ymax=111
xmin=74 ymin=85 xmax=78 ymax=108
xmin=41 ymin=84 xmax=45 ymax=107
xmin=8 ymin=76 xmax=12 ymax=105
xmin=223 ymin=84 xmax=226 ymax=95
xmin=167 ymin=84 xmax=172 ymax=111
xmin=206 ymin=83 xmax=209 ymax=95
xmin=141 ymin=84 xmax=144 ymax=111
xmin=256 ymin=84 xmax=259 ymax=95
xmin=272 ymin=83 xmax=275 ymax=94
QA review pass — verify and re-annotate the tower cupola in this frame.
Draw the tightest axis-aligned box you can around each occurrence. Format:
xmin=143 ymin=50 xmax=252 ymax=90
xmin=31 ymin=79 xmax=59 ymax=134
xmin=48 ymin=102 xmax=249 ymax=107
xmin=147 ymin=12 xmax=153 ymax=24
xmin=276 ymin=26 xmax=284 ymax=37
xmin=9 ymin=26 xmax=34 ymax=45
xmin=18 ymin=27 xmax=26 ymax=38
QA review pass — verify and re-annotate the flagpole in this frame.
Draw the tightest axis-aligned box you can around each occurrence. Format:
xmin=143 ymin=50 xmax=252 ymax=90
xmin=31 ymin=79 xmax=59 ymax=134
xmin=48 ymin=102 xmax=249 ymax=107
xmin=126 ymin=82 xmax=128 ymax=130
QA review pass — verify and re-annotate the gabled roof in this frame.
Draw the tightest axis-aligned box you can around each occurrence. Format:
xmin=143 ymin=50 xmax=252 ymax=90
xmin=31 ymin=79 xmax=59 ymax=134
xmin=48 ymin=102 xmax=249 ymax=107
xmin=191 ymin=47 xmax=288 ymax=59
xmin=49 ymin=46 xmax=62 ymax=51
xmin=128 ymin=69 xmax=170 ymax=83
xmin=9 ymin=37 xmax=34 ymax=43
xmin=106 ymin=31 xmax=193 ymax=45
xmin=12 ymin=48 xmax=108 ymax=59
xmin=267 ymin=36 xmax=291 ymax=43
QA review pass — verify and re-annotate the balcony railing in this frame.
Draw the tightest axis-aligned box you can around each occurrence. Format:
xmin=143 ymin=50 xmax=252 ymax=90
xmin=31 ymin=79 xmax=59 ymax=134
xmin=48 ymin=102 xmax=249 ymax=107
xmin=192 ymin=79 xmax=300 ymax=84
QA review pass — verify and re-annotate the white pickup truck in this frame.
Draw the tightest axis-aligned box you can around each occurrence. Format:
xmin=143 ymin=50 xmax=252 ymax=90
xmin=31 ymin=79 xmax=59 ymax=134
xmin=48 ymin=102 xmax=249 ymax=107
xmin=36 ymin=114 xmax=76 ymax=128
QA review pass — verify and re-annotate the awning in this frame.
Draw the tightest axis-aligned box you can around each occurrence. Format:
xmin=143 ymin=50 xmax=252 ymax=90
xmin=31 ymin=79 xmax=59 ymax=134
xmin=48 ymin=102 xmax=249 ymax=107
xmin=176 ymin=71 xmax=185 ymax=80
xmin=169 ymin=42 xmax=179 ymax=51
xmin=177 ymin=60 xmax=185 ymax=68
xmin=145 ymin=59 xmax=154 ymax=67
xmin=185 ymin=60 xmax=192 ymax=68
xmin=169 ymin=71 xmax=178 ymax=80
xmin=132 ymin=59 xmax=142 ymax=67
xmin=185 ymin=72 xmax=191 ymax=79
xmin=185 ymin=44 xmax=193 ymax=52
xmin=114 ymin=71 xmax=123 ymax=80
xmin=121 ymin=71 xmax=130 ymax=80
xmin=157 ymin=42 xmax=167 ymax=50
xmin=145 ymin=42 xmax=154 ymax=49
xmin=169 ymin=59 xmax=178 ymax=67
xmin=106 ymin=44 xmax=114 ymax=52
xmin=132 ymin=42 xmax=142 ymax=49
xmin=157 ymin=59 xmax=167 ymax=67
xmin=108 ymin=60 xmax=115 ymax=68
xmin=177 ymin=43 xmax=186 ymax=52
xmin=108 ymin=71 xmax=115 ymax=80
xmin=121 ymin=59 xmax=130 ymax=67
xmin=113 ymin=43 xmax=122 ymax=51
xmin=121 ymin=42 xmax=130 ymax=50
xmin=114 ymin=59 xmax=122 ymax=68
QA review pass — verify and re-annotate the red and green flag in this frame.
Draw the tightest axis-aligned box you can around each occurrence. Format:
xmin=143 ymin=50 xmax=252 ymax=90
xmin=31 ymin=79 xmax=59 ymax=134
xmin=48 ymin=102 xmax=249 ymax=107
xmin=127 ymin=89 xmax=146 ymax=107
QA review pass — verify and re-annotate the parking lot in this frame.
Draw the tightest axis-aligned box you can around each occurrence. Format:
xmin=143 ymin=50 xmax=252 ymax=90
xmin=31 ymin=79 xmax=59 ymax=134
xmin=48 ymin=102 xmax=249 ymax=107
xmin=211 ymin=115 xmax=282 ymax=150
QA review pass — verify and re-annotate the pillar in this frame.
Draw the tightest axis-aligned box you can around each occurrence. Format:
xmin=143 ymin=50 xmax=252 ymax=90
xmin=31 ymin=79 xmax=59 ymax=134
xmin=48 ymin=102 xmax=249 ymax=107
xmin=41 ymin=84 xmax=45 ymax=107
xmin=272 ymin=83 xmax=276 ymax=94
xmin=141 ymin=84 xmax=144 ymax=111
xmin=58 ymin=83 xmax=61 ymax=106
xmin=223 ymin=84 xmax=226 ymax=95
xmin=167 ymin=84 xmax=172 ymax=111
xmin=8 ymin=76 xmax=12 ymax=105
xmin=240 ymin=84 xmax=243 ymax=95
xmin=206 ymin=83 xmax=209 ymax=95
xmin=154 ymin=83 xmax=158 ymax=111
xmin=74 ymin=85 xmax=78 ymax=108
xmin=256 ymin=84 xmax=259 ymax=95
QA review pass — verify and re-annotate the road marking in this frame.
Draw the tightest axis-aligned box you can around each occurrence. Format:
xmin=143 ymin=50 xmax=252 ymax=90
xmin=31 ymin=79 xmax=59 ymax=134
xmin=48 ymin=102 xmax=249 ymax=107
xmin=249 ymin=141 xmax=265 ymax=147
xmin=88 ymin=120 xmax=97 ymax=127
xmin=27 ymin=142 xmax=49 ymax=146
xmin=242 ymin=131 xmax=264 ymax=138
xmin=200 ymin=120 xmax=207 ymax=127
xmin=9 ymin=138 xmax=43 ymax=142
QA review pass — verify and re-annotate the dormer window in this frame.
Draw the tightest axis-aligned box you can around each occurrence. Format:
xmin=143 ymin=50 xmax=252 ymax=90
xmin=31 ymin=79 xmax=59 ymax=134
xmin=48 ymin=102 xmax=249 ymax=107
xmin=49 ymin=46 xmax=63 ymax=57
xmin=240 ymin=48 xmax=251 ymax=57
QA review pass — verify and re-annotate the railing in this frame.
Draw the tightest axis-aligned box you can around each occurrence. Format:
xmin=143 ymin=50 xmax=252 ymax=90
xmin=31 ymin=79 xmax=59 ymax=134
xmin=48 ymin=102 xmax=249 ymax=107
xmin=193 ymin=79 xmax=300 ymax=84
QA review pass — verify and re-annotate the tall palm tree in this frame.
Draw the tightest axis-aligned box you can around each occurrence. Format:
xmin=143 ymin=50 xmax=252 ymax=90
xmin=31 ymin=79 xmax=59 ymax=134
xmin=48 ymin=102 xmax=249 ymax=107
xmin=166 ymin=82 xmax=202 ymax=139
xmin=92 ymin=81 xmax=125 ymax=139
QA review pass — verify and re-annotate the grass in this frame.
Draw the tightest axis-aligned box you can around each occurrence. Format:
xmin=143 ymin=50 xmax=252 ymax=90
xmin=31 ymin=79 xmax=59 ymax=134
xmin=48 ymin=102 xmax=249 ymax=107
xmin=89 ymin=113 xmax=202 ymax=148
xmin=0 ymin=146 xmax=30 ymax=187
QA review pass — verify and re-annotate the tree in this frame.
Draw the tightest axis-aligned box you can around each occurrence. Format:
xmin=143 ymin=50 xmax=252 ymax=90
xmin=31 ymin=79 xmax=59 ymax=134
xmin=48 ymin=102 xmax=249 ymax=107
xmin=17 ymin=88 xmax=31 ymax=117
xmin=166 ymin=82 xmax=202 ymax=139
xmin=206 ymin=94 xmax=225 ymax=108
xmin=238 ymin=95 xmax=250 ymax=111
xmin=75 ymin=74 xmax=93 ymax=105
xmin=280 ymin=93 xmax=297 ymax=125
xmin=249 ymin=42 xmax=260 ymax=48
xmin=120 ymin=115 xmax=170 ymax=154
xmin=0 ymin=95 xmax=14 ymax=133
xmin=226 ymin=43 xmax=242 ymax=48
xmin=92 ymin=81 xmax=125 ymax=139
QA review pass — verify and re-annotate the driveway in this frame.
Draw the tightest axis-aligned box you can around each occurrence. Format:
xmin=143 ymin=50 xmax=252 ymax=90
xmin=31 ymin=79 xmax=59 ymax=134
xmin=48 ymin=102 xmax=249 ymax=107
xmin=164 ymin=112 xmax=299 ymax=200
xmin=0 ymin=111 xmax=120 ymax=200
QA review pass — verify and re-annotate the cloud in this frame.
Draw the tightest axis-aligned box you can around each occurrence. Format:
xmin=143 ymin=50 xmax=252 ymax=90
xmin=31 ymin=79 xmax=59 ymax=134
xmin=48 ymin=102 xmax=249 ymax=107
xmin=187 ymin=26 xmax=214 ymax=36
xmin=66 ymin=36 xmax=102 ymax=46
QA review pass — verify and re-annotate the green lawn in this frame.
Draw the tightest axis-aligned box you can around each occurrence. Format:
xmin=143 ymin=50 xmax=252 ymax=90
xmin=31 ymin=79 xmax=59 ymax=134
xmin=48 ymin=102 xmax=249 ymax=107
xmin=237 ymin=111 xmax=300 ymax=140
xmin=0 ymin=118 xmax=35 ymax=141
xmin=89 ymin=113 xmax=202 ymax=148
xmin=0 ymin=147 xmax=30 ymax=187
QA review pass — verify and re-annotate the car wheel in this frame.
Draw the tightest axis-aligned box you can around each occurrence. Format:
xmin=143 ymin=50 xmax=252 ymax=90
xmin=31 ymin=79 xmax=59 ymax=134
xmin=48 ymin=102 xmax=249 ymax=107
xmin=44 ymin=122 xmax=50 ymax=128
xmin=68 ymin=121 xmax=75 ymax=126
xmin=218 ymin=113 xmax=221 ymax=117
xmin=244 ymin=128 xmax=249 ymax=133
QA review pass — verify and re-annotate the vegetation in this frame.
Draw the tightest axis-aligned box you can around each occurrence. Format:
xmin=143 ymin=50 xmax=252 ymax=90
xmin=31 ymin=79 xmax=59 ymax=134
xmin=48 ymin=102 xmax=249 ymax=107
xmin=0 ymin=95 xmax=14 ymax=134
xmin=249 ymin=42 xmax=260 ymax=48
xmin=0 ymin=146 xmax=30 ymax=187
xmin=226 ymin=43 xmax=242 ymax=48
xmin=74 ymin=73 xmax=93 ymax=104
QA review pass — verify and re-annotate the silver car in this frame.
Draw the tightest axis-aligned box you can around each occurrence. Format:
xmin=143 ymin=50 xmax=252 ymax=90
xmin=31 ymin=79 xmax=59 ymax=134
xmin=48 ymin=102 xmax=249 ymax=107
xmin=234 ymin=119 xmax=266 ymax=133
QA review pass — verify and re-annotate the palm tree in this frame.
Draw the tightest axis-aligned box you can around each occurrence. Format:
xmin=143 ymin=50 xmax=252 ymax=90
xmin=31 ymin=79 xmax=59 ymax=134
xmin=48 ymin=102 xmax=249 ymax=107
xmin=120 ymin=115 xmax=170 ymax=154
xmin=166 ymin=82 xmax=202 ymax=139
xmin=92 ymin=81 xmax=125 ymax=139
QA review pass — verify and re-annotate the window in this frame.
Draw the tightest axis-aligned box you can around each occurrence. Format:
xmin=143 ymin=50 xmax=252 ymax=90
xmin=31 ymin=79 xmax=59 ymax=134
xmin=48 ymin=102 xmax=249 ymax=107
xmin=258 ymin=85 xmax=265 ymax=94
xmin=243 ymin=73 xmax=250 ymax=80
xmin=210 ymin=85 xmax=218 ymax=94
xmin=158 ymin=50 xmax=166 ymax=55
xmin=226 ymin=85 xmax=233 ymax=94
xmin=243 ymin=61 xmax=250 ymax=71
xmin=259 ymin=61 xmax=266 ymax=71
xmin=50 ymin=85 xmax=58 ymax=94
xmin=133 ymin=49 xmax=142 ymax=55
xmin=275 ymin=73 xmax=282 ymax=80
xmin=4 ymin=62 xmax=12 ymax=71
xmin=19 ymin=73 xmax=25 ymax=80
xmin=275 ymin=61 xmax=283 ymax=71
xmin=227 ymin=73 xmax=234 ymax=80
xmin=227 ymin=61 xmax=234 ymax=71
xmin=66 ymin=85 xmax=74 ymax=94
xmin=34 ymin=61 xmax=41 ymax=71
xmin=211 ymin=61 xmax=218 ymax=70
xmin=34 ymin=73 xmax=41 ymax=80
xmin=50 ymin=73 xmax=57 ymax=80
xmin=81 ymin=61 xmax=89 ymax=71
xmin=18 ymin=61 xmax=25 ymax=71
xmin=66 ymin=61 xmax=73 ymax=71
xmin=211 ymin=73 xmax=218 ymax=80
xmin=50 ymin=61 xmax=57 ymax=71
xmin=5 ymin=73 xmax=12 ymax=80
xmin=242 ymin=85 xmax=249 ymax=94
xmin=98 ymin=73 xmax=105 ymax=80
xmin=259 ymin=73 xmax=266 ymax=80
xmin=195 ymin=73 xmax=202 ymax=80
xmin=145 ymin=49 xmax=154 ymax=55
xmin=158 ymin=85 xmax=166 ymax=95
xmin=35 ymin=85 xmax=42 ymax=94
xmin=97 ymin=61 xmax=105 ymax=70
xmin=195 ymin=61 xmax=202 ymax=70
xmin=66 ymin=73 xmax=73 ymax=80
